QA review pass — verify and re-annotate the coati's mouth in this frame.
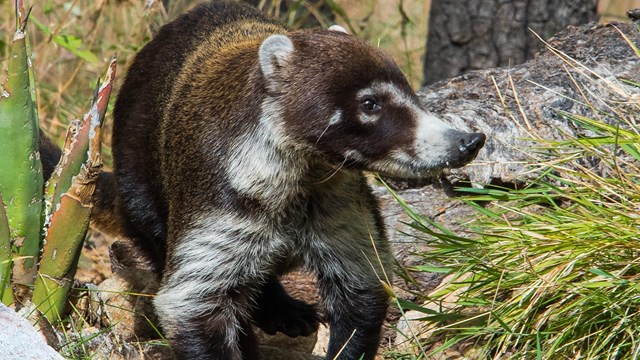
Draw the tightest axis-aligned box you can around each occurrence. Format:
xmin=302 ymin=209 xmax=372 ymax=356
xmin=363 ymin=132 xmax=486 ymax=179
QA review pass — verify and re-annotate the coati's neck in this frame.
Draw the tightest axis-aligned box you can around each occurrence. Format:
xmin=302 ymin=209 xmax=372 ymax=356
xmin=224 ymin=95 xmax=313 ymax=212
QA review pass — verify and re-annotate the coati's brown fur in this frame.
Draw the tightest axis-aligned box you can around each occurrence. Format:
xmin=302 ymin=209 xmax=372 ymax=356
xmin=74 ymin=1 xmax=486 ymax=359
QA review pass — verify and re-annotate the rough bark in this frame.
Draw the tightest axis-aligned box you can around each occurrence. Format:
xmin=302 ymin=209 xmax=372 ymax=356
xmin=423 ymin=0 xmax=599 ymax=85
xmin=419 ymin=20 xmax=639 ymax=185
xmin=381 ymin=19 xmax=640 ymax=298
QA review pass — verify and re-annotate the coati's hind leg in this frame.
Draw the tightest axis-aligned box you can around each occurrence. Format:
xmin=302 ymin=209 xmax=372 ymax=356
xmin=253 ymin=277 xmax=320 ymax=337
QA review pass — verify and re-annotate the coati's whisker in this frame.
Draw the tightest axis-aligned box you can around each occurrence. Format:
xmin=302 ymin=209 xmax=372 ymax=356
xmin=315 ymin=156 xmax=348 ymax=184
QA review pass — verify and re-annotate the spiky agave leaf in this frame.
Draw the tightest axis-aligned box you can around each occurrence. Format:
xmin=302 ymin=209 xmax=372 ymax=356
xmin=0 ymin=195 xmax=13 ymax=305
xmin=0 ymin=3 xmax=43 ymax=304
xmin=43 ymin=55 xmax=116 ymax=223
xmin=33 ymin=57 xmax=115 ymax=322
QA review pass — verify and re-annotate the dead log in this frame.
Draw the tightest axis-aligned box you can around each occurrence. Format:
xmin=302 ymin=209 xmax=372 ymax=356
xmin=418 ymin=20 xmax=640 ymax=186
xmin=379 ymin=19 xmax=640 ymax=303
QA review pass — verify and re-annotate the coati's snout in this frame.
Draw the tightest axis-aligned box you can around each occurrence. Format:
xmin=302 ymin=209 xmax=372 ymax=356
xmin=442 ymin=130 xmax=486 ymax=168
xmin=360 ymin=110 xmax=486 ymax=178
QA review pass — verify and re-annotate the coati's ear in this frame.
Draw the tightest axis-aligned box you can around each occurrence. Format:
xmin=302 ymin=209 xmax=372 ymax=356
xmin=328 ymin=24 xmax=348 ymax=34
xmin=259 ymin=34 xmax=294 ymax=91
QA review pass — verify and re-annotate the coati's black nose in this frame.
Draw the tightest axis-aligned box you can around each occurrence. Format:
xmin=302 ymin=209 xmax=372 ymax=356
xmin=459 ymin=132 xmax=486 ymax=156
xmin=449 ymin=132 xmax=486 ymax=168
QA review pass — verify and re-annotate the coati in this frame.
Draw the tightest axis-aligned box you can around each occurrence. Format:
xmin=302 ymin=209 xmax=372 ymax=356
xmin=66 ymin=1 xmax=486 ymax=359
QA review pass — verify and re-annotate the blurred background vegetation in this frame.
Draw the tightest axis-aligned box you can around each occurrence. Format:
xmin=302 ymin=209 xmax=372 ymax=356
xmin=0 ymin=0 xmax=637 ymax=162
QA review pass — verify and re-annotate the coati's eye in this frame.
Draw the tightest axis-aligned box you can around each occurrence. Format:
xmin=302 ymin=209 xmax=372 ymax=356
xmin=360 ymin=98 xmax=382 ymax=114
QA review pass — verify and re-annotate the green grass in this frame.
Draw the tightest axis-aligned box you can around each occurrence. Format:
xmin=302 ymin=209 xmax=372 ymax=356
xmin=392 ymin=30 xmax=640 ymax=360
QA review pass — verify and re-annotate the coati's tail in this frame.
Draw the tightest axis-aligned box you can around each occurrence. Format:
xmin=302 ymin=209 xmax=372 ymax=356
xmin=39 ymin=133 xmax=132 ymax=246
xmin=90 ymin=171 xmax=132 ymax=240
xmin=39 ymin=132 xmax=62 ymax=181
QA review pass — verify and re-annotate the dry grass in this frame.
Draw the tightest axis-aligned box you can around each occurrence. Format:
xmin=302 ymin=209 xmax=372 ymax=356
xmin=392 ymin=26 xmax=640 ymax=360
xmin=1 ymin=0 xmax=169 ymax=166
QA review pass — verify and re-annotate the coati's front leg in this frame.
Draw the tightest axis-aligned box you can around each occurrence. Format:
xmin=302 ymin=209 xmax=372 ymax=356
xmin=322 ymin=282 xmax=389 ymax=359
xmin=304 ymin=217 xmax=392 ymax=359
xmin=300 ymin=177 xmax=393 ymax=359
xmin=153 ymin=218 xmax=288 ymax=360
xmin=313 ymin=258 xmax=390 ymax=360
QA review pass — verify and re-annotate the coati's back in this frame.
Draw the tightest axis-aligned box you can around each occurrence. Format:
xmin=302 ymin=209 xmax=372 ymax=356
xmin=112 ymin=2 xmax=282 ymax=269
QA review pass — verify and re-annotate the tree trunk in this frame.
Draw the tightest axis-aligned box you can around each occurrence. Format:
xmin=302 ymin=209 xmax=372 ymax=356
xmin=423 ymin=0 xmax=599 ymax=85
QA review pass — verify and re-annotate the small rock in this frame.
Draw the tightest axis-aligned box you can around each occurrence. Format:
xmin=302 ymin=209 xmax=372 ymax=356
xmin=0 ymin=303 xmax=63 ymax=360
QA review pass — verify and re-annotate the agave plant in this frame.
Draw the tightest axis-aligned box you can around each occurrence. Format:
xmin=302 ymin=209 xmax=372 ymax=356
xmin=0 ymin=2 xmax=42 ymax=305
xmin=0 ymin=0 xmax=115 ymax=324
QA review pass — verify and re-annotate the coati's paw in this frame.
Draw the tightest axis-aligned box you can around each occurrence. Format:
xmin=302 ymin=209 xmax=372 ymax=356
xmin=253 ymin=280 xmax=321 ymax=337
xmin=255 ymin=295 xmax=320 ymax=337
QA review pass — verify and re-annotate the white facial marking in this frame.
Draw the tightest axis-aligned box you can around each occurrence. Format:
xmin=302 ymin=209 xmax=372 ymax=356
xmin=316 ymin=109 xmax=342 ymax=145
xmin=412 ymin=111 xmax=456 ymax=161
xmin=357 ymin=113 xmax=378 ymax=124
xmin=389 ymin=111 xmax=455 ymax=174
xmin=329 ymin=109 xmax=342 ymax=125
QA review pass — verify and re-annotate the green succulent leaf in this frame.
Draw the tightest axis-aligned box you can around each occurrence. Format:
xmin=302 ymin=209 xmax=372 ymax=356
xmin=0 ymin=3 xmax=43 ymax=300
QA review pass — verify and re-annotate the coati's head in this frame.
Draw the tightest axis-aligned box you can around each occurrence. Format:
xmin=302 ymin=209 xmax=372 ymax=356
xmin=258 ymin=26 xmax=485 ymax=178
